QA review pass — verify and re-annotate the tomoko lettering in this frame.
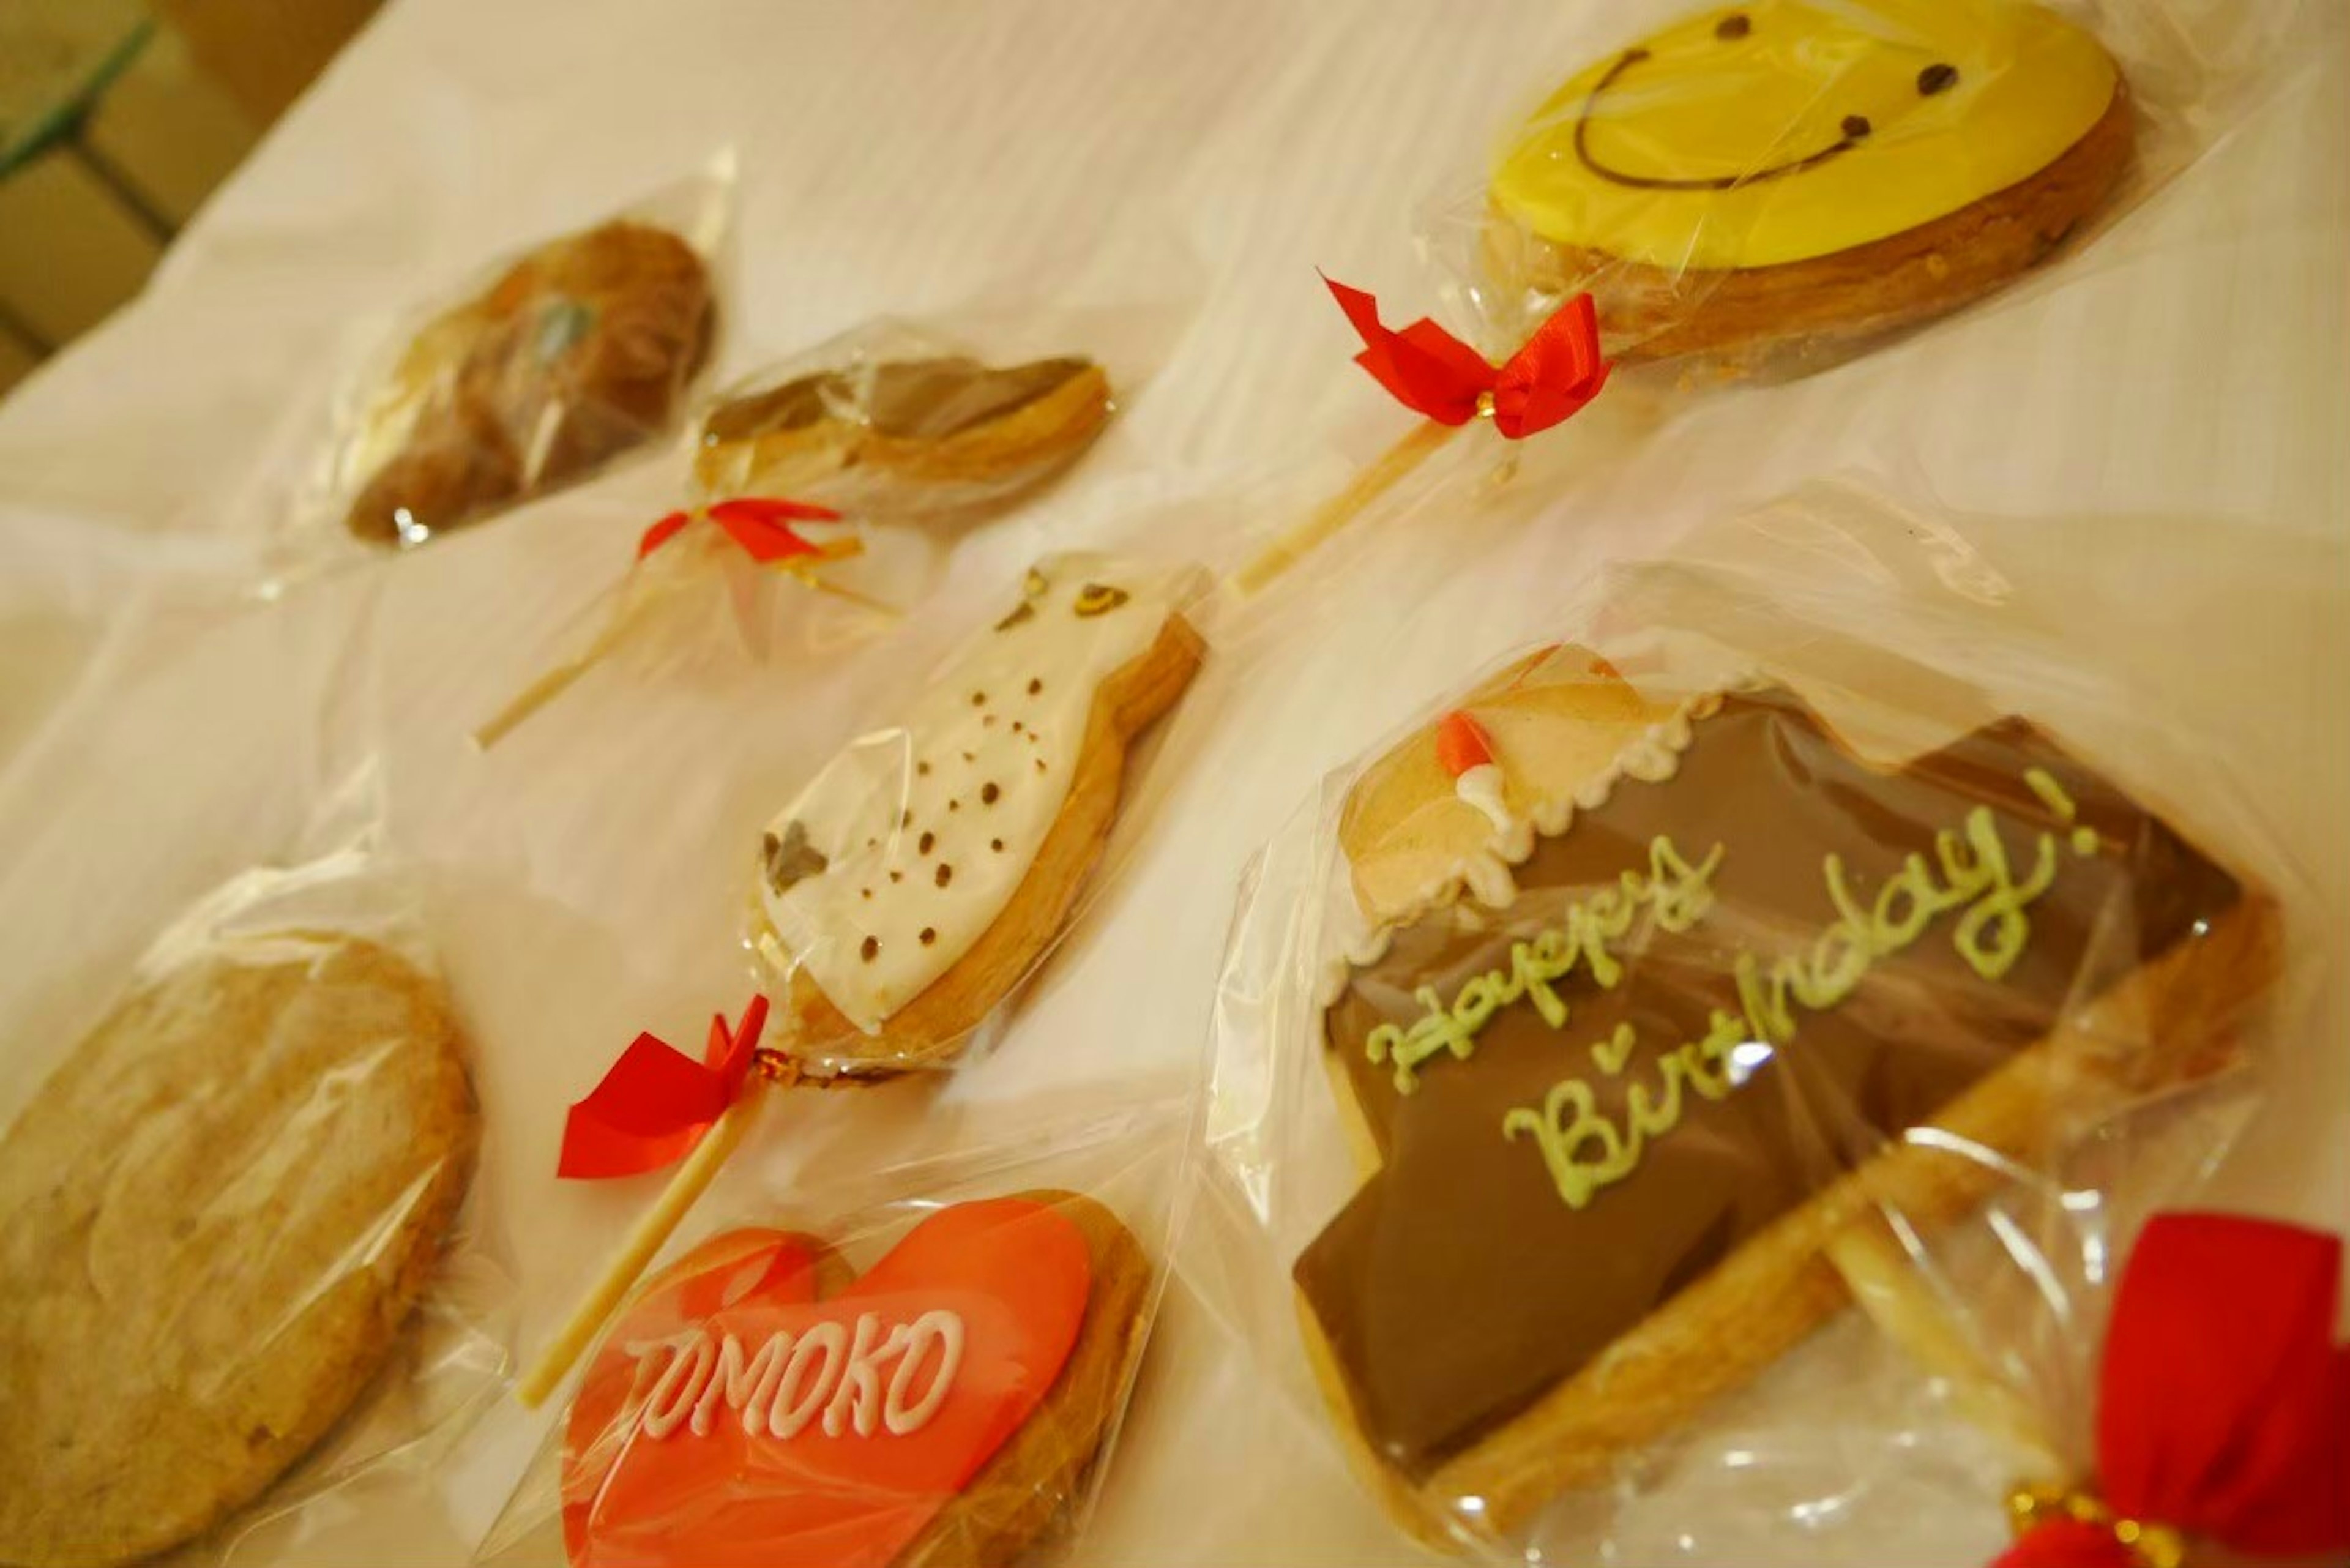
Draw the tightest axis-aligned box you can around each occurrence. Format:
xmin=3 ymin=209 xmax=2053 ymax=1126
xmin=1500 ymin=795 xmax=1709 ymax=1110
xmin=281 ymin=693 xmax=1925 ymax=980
xmin=624 ymin=1310 xmax=964 ymax=1441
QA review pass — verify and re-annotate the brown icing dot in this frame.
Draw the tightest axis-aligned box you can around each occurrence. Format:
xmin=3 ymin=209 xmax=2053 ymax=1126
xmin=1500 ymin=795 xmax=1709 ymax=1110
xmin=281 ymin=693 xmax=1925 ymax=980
xmin=1841 ymin=113 xmax=1871 ymax=139
xmin=1715 ymin=13 xmax=1750 ymax=39
xmin=859 ymin=936 xmax=879 ymax=963
xmin=1917 ymin=62 xmax=1958 ymax=95
xmin=889 ymin=870 xmax=903 ymax=884
xmin=949 ymin=799 xmax=961 ymax=812
xmin=919 ymin=831 xmax=935 ymax=855
xmin=1011 ymin=721 xmax=1024 ymax=735
xmin=917 ymin=761 xmax=931 ymax=777
xmin=900 ymin=808 xmax=912 ymax=827
xmin=1035 ymin=758 xmax=1047 ymax=773
xmin=1028 ymin=678 xmax=1042 ymax=695
xmin=981 ymin=782 xmax=1001 ymax=805
xmin=935 ymin=864 xmax=954 ymax=887
xmin=962 ymin=751 xmax=975 ymax=763
xmin=971 ymin=691 xmax=986 ymax=707
xmin=991 ymin=838 xmax=1004 ymax=852
xmin=983 ymin=715 xmax=997 ymax=728
xmin=920 ymin=928 xmax=937 ymax=946
xmin=861 ymin=889 xmax=872 ymax=899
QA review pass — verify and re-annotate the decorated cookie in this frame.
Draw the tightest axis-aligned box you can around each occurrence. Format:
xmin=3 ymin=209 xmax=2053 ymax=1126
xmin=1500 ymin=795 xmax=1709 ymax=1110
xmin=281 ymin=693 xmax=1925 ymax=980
xmin=1483 ymin=0 xmax=2134 ymax=373
xmin=1337 ymin=644 xmax=1673 ymax=929
xmin=1297 ymin=681 xmax=2275 ymax=1546
xmin=694 ymin=356 xmax=1113 ymax=515
xmin=346 ymin=220 xmax=714 ymax=545
xmin=0 ymin=934 xmax=476 ymax=1567
xmin=559 ymin=1192 xmax=1150 ymax=1568
xmin=750 ymin=552 xmax=1205 ymax=1070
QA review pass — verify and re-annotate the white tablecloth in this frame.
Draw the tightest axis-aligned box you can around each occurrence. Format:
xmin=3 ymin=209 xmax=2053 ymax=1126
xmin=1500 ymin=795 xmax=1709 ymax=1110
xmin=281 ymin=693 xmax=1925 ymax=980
xmin=1 ymin=1 xmax=2344 ymax=1564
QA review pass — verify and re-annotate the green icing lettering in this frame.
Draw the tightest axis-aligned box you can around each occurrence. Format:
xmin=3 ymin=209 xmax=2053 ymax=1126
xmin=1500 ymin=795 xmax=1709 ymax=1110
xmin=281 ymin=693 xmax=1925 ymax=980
xmin=1502 ymin=792 xmax=2079 ymax=1209
xmin=1359 ymin=835 xmax=1723 ymax=1092
xmin=1950 ymin=807 xmax=2059 ymax=980
xmin=1588 ymin=1021 xmax=1638 ymax=1076
xmin=1502 ymin=1076 xmax=1633 ymax=1210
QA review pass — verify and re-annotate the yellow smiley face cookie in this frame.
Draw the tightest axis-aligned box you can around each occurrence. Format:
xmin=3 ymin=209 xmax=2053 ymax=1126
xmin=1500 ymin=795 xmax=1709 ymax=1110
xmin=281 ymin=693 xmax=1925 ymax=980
xmin=1493 ymin=0 xmax=2120 ymax=271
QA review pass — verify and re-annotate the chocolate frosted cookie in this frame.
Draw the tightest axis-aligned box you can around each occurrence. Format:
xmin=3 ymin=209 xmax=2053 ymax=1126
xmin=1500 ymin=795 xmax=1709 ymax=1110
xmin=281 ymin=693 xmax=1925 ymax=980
xmin=1296 ymin=682 xmax=2275 ymax=1545
xmin=1483 ymin=0 xmax=2135 ymax=375
xmin=693 ymin=355 xmax=1111 ymax=515
xmin=0 ymin=935 xmax=477 ymax=1567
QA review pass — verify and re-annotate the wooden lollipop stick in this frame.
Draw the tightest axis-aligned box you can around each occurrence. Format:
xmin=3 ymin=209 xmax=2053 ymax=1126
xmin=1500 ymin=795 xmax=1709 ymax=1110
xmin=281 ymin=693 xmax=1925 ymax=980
xmin=471 ymin=652 xmax=602 ymax=751
xmin=474 ymin=566 xmax=898 ymax=750
xmin=516 ymin=1073 xmax=774 ymax=1408
xmin=1232 ymin=417 xmax=1461 ymax=597
xmin=1826 ymin=1218 xmax=2065 ymax=1476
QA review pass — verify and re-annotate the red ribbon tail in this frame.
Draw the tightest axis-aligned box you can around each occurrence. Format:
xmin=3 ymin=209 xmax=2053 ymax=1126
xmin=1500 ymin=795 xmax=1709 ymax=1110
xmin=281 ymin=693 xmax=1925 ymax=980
xmin=1322 ymin=272 xmax=1494 ymax=425
xmin=1491 ymin=292 xmax=1613 ymax=439
xmin=704 ymin=993 xmax=772 ymax=1099
xmin=707 ymin=497 xmax=843 ymax=527
xmin=707 ymin=498 xmax=834 ymax=564
xmin=555 ymin=1030 xmax=736 ymax=1179
xmin=1988 ymin=1520 xmax=2139 ymax=1568
xmin=636 ymin=510 xmax=693 ymax=560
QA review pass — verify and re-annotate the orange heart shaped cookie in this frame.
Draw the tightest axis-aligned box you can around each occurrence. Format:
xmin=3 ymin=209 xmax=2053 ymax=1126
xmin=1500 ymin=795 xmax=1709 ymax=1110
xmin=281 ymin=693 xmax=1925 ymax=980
xmin=562 ymin=1192 xmax=1148 ymax=1568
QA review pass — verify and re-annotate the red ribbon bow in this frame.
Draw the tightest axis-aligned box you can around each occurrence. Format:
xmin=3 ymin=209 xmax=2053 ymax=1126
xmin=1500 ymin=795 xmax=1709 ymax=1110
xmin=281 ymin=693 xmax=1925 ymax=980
xmin=1993 ymin=1212 xmax=2350 ymax=1567
xmin=555 ymin=995 xmax=771 ymax=1178
xmin=637 ymin=497 xmax=843 ymax=564
xmin=1323 ymin=275 xmax=1611 ymax=439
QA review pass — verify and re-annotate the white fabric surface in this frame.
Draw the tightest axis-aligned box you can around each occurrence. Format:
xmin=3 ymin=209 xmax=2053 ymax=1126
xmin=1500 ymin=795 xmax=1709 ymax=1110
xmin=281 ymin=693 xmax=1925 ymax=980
xmin=0 ymin=0 xmax=2344 ymax=1563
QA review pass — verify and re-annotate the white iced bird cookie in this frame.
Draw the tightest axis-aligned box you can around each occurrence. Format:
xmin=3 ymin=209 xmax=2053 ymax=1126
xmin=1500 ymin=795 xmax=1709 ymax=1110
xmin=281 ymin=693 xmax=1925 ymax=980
xmin=753 ymin=553 xmax=1204 ymax=1069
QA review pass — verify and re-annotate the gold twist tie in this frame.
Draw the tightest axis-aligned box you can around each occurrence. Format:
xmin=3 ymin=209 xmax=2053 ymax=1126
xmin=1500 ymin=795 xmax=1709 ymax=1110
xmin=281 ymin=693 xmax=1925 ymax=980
xmin=2006 ymin=1484 xmax=2184 ymax=1568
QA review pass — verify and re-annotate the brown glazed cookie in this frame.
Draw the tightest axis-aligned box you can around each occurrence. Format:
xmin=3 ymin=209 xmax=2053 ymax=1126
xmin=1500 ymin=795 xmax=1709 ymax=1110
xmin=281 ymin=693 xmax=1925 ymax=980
xmin=558 ymin=1190 xmax=1154 ymax=1568
xmin=1482 ymin=0 xmax=2135 ymax=377
xmin=693 ymin=356 xmax=1111 ymax=514
xmin=1297 ymin=681 xmax=2275 ymax=1548
xmin=0 ymin=934 xmax=477 ymax=1567
xmin=346 ymin=220 xmax=712 ymax=545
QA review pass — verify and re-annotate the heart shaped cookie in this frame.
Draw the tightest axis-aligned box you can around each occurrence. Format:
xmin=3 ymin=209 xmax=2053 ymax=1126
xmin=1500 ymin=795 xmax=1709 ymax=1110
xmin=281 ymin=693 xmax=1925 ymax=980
xmin=562 ymin=1191 xmax=1148 ymax=1568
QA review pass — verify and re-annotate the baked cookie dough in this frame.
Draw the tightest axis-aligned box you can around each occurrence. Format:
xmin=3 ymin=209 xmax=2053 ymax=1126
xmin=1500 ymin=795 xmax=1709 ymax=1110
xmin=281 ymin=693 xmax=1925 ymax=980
xmin=0 ymin=934 xmax=477 ymax=1567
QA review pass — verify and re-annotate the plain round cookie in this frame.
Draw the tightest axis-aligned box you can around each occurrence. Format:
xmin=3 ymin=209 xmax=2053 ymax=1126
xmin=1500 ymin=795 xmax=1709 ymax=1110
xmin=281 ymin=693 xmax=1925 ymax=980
xmin=0 ymin=933 xmax=477 ymax=1568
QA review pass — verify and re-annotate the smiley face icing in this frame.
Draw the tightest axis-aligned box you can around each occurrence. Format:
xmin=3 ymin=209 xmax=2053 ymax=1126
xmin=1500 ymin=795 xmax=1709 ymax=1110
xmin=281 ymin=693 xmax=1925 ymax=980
xmin=754 ymin=553 xmax=1197 ymax=1034
xmin=1493 ymin=0 xmax=2120 ymax=271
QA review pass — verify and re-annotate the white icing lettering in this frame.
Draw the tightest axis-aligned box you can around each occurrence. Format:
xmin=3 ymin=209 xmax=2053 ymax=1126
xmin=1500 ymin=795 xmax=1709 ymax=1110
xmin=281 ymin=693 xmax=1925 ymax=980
xmin=640 ymin=1331 xmax=714 ymax=1439
xmin=630 ymin=1313 xmax=968 ymax=1442
xmin=882 ymin=1311 xmax=964 ymax=1434
xmin=690 ymin=1330 xmax=790 ymax=1436
xmin=767 ymin=1320 xmax=847 ymax=1438
xmin=821 ymin=1313 xmax=912 ymax=1438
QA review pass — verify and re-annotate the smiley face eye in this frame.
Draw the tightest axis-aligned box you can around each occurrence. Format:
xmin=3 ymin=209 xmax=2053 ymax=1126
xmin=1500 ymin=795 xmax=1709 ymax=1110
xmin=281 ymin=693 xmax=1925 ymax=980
xmin=1917 ymin=62 xmax=1960 ymax=96
xmin=1072 ymin=583 xmax=1130 ymax=618
xmin=1714 ymin=12 xmax=1750 ymax=39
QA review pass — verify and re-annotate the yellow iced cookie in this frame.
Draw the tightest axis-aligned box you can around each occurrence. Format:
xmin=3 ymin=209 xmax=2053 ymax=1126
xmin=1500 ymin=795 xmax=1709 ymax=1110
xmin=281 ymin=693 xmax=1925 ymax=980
xmin=1493 ymin=0 xmax=2119 ymax=271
